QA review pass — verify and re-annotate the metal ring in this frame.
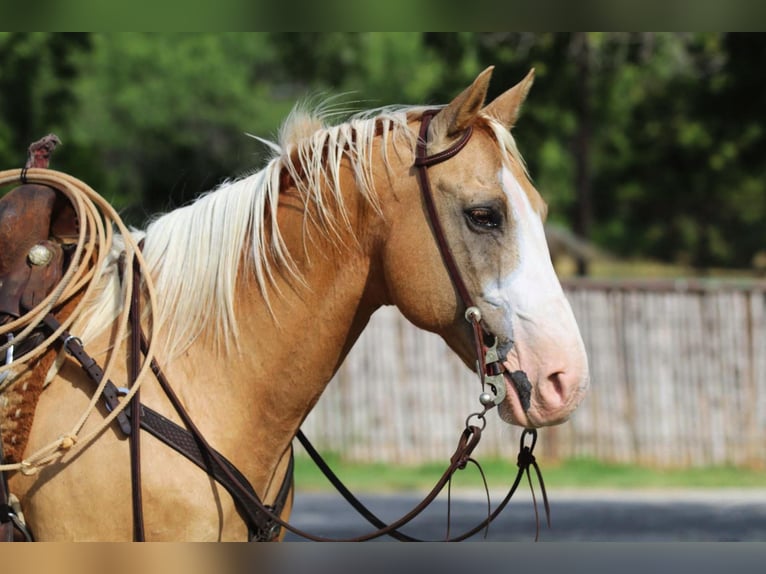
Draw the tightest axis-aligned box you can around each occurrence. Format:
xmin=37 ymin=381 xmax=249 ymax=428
xmin=464 ymin=411 xmax=488 ymax=432
xmin=63 ymin=335 xmax=83 ymax=351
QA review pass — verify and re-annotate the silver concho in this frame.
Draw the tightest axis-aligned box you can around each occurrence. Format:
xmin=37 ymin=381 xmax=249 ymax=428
xmin=28 ymin=244 xmax=54 ymax=266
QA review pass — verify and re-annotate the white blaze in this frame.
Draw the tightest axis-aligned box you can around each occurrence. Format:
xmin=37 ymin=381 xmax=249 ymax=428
xmin=484 ymin=166 xmax=589 ymax=425
xmin=483 ymin=166 xmax=569 ymax=336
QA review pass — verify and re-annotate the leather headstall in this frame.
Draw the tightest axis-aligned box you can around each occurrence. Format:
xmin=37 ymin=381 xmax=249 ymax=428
xmin=413 ymin=110 xmax=506 ymax=398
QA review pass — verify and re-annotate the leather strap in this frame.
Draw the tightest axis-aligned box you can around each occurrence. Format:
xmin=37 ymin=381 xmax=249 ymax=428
xmin=40 ymin=309 xmax=291 ymax=541
xmin=131 ymin=403 xmax=292 ymax=540
xmin=216 ymin=426 xmax=491 ymax=541
xmin=290 ymin=425 xmax=548 ymax=541
xmin=137 ymin=330 xmax=290 ymax=540
xmin=414 ymin=111 xmax=505 ymax=392
xmin=40 ymin=313 xmax=133 ymax=435
xmin=121 ymin=245 xmax=291 ymax=541
xmin=414 ymin=110 xmax=476 ymax=311
xmin=127 ymin=255 xmax=144 ymax=541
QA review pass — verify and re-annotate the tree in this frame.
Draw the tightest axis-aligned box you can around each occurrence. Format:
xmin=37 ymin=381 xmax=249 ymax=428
xmin=68 ymin=33 xmax=294 ymax=221
xmin=593 ymin=33 xmax=766 ymax=269
xmin=0 ymin=33 xmax=90 ymax=173
xmin=2 ymin=33 xmax=764 ymax=271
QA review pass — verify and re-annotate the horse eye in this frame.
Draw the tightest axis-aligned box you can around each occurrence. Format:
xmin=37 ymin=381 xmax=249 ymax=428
xmin=465 ymin=207 xmax=502 ymax=231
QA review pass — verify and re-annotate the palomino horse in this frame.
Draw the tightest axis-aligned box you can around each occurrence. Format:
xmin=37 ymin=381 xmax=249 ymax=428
xmin=3 ymin=66 xmax=588 ymax=540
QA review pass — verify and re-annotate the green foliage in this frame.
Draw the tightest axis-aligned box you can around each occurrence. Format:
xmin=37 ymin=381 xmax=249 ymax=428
xmin=0 ymin=33 xmax=90 ymax=173
xmin=588 ymin=33 xmax=766 ymax=268
xmin=68 ymin=33 xmax=293 ymax=219
xmin=1 ymin=32 xmax=764 ymax=269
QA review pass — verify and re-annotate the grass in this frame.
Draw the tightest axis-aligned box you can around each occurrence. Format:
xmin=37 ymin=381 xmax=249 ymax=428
xmin=293 ymin=454 xmax=766 ymax=493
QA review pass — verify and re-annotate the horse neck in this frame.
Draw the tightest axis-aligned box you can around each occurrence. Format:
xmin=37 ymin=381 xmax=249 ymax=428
xmin=172 ymin=169 xmax=388 ymax=489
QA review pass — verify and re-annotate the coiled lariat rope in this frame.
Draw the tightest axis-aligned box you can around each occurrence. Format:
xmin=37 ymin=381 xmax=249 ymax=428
xmin=0 ymin=167 xmax=159 ymax=474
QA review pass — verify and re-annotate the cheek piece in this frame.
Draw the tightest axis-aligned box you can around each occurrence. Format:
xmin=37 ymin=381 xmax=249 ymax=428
xmin=414 ymin=110 xmax=517 ymax=417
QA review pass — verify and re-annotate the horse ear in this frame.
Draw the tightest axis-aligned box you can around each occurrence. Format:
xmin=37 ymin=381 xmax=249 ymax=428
xmin=428 ymin=66 xmax=494 ymax=145
xmin=483 ymin=68 xmax=535 ymax=129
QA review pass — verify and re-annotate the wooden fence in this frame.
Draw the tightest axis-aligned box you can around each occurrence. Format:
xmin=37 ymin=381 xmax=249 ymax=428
xmin=300 ymin=279 xmax=766 ymax=468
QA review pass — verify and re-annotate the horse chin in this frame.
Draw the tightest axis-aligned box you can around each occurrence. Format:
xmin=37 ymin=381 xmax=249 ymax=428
xmin=497 ymin=399 xmax=568 ymax=429
xmin=496 ymin=376 xmax=536 ymax=428
xmin=496 ymin=372 xmax=574 ymax=429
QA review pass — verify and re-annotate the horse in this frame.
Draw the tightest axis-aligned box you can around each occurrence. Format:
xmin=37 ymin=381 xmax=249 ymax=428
xmin=2 ymin=66 xmax=589 ymax=541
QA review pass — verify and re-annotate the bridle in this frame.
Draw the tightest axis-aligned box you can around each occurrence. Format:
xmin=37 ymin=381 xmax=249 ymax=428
xmin=2 ymin=114 xmax=549 ymax=542
xmin=414 ymin=109 xmax=508 ymax=412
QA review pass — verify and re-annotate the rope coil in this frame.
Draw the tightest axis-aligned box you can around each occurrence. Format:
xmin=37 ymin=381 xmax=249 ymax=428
xmin=0 ymin=167 xmax=159 ymax=474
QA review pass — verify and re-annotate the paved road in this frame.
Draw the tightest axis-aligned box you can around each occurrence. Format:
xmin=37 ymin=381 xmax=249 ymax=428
xmin=284 ymin=488 xmax=766 ymax=542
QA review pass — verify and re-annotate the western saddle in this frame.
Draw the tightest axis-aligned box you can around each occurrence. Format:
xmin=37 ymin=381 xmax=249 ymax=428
xmin=0 ymin=134 xmax=76 ymax=541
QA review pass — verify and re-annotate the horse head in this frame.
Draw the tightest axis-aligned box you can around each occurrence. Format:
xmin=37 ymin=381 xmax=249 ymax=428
xmin=380 ymin=67 xmax=589 ymax=428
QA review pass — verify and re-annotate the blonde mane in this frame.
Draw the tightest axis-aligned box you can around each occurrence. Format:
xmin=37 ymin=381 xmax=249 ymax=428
xmin=78 ymin=104 xmax=526 ymax=357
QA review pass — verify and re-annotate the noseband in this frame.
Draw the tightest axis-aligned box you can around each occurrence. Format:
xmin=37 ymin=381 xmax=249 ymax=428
xmin=413 ymin=110 xmax=508 ymax=411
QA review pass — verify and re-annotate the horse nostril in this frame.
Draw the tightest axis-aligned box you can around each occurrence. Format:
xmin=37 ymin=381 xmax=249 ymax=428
xmin=548 ymin=371 xmax=565 ymax=398
xmin=538 ymin=369 xmax=572 ymax=411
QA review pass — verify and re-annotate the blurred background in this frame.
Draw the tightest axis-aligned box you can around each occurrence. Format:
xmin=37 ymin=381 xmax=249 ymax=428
xmin=3 ymin=32 xmax=765 ymax=272
xmin=2 ymin=33 xmax=765 ymax=484
xmin=6 ymin=32 xmax=766 ymax=272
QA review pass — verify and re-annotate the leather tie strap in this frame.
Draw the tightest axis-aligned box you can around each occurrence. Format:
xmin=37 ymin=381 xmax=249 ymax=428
xmin=40 ymin=313 xmax=133 ymax=436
